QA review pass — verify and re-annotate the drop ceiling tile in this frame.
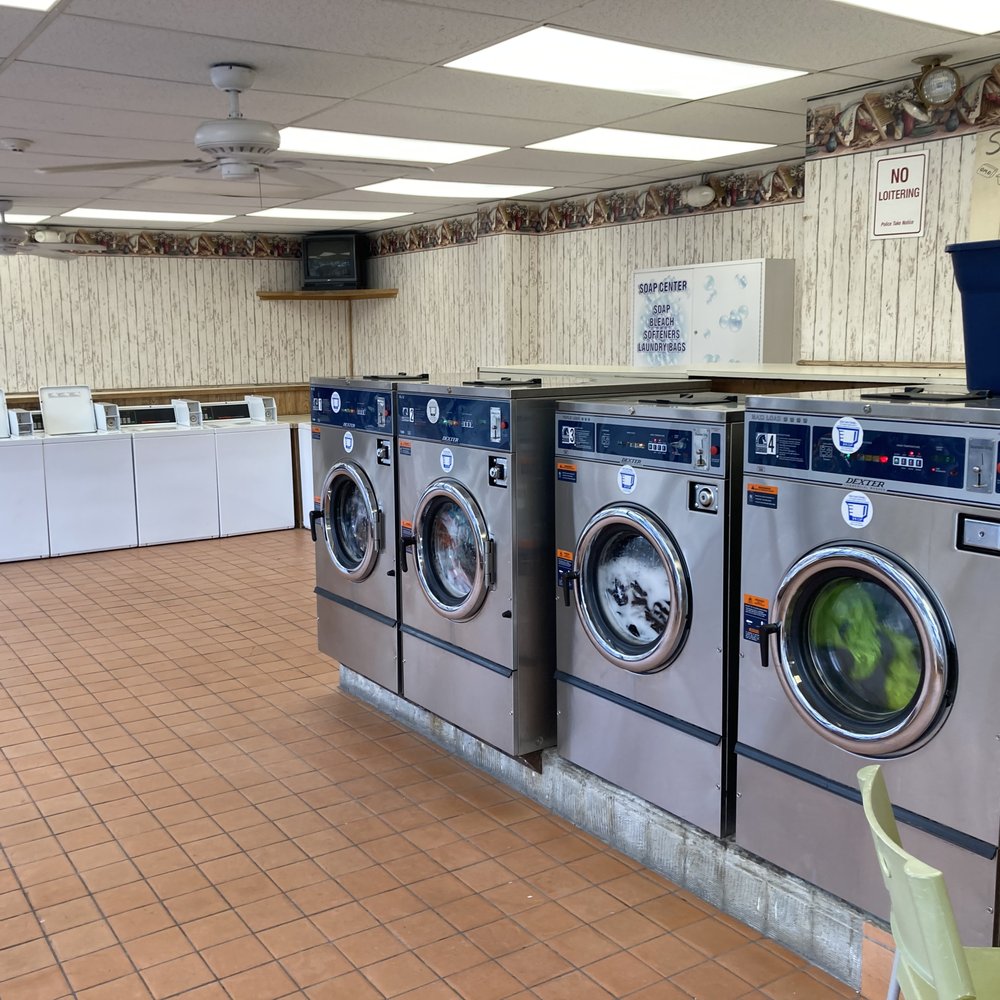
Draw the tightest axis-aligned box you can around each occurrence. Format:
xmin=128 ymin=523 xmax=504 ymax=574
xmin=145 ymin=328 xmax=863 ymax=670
xmin=556 ymin=0 xmax=969 ymax=71
xmin=0 ymin=97 xmax=203 ymax=142
xmin=612 ymin=103 xmax=804 ymax=145
xmin=458 ymin=146 xmax=688 ymax=175
xmin=360 ymin=67 xmax=682 ymax=124
xmin=292 ymin=100 xmax=580 ymax=147
xmin=66 ymin=0 xmax=530 ymax=64
xmin=710 ymin=71 xmax=877 ymax=112
xmin=831 ymin=36 xmax=1000 ymax=87
xmin=0 ymin=165 xmax=152 ymax=186
xmin=0 ymin=63 xmax=336 ymax=123
xmin=0 ymin=8 xmax=44 ymax=58
xmin=417 ymin=161 xmax=625 ymax=187
xmin=17 ymin=16 xmax=419 ymax=98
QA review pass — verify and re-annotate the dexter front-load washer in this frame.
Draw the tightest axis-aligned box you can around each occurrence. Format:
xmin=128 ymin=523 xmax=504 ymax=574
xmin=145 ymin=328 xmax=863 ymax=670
xmin=737 ymin=387 xmax=1000 ymax=946
xmin=554 ymin=392 xmax=744 ymax=836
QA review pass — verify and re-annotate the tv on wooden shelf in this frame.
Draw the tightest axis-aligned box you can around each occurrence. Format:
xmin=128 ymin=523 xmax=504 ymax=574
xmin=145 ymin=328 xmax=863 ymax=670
xmin=301 ymin=231 xmax=368 ymax=291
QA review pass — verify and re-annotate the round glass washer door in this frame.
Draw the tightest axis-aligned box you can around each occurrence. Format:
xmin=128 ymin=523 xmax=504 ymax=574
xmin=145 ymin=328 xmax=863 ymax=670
xmin=773 ymin=544 xmax=952 ymax=756
xmin=321 ymin=462 xmax=382 ymax=580
xmin=413 ymin=479 xmax=491 ymax=621
xmin=574 ymin=505 xmax=689 ymax=673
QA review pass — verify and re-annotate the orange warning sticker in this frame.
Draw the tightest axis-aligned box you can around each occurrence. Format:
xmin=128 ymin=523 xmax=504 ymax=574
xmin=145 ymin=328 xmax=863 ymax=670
xmin=744 ymin=594 xmax=769 ymax=609
xmin=747 ymin=483 xmax=778 ymax=495
xmin=556 ymin=463 xmax=577 ymax=471
xmin=747 ymin=483 xmax=778 ymax=509
xmin=556 ymin=549 xmax=574 ymax=562
xmin=401 ymin=520 xmax=413 ymax=531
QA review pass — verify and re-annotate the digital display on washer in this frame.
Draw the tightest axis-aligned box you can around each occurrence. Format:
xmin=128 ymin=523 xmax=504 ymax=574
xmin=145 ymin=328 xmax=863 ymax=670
xmin=812 ymin=426 xmax=966 ymax=487
xmin=396 ymin=393 xmax=511 ymax=449
xmin=596 ymin=422 xmax=692 ymax=464
xmin=311 ymin=386 xmax=391 ymax=432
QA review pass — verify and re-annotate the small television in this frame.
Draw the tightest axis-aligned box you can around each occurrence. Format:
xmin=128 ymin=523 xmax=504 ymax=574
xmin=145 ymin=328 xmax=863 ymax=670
xmin=301 ymin=231 xmax=368 ymax=290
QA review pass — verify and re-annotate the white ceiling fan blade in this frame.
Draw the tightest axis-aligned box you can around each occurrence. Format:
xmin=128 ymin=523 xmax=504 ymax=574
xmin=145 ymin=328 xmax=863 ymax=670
xmin=36 ymin=159 xmax=205 ymax=176
xmin=289 ymin=158 xmax=436 ymax=174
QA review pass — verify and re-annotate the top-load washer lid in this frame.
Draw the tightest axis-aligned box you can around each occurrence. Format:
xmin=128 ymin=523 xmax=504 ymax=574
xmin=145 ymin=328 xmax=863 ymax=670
xmin=652 ymin=392 xmax=738 ymax=406
xmin=859 ymin=385 xmax=991 ymax=403
xmin=38 ymin=385 xmax=98 ymax=435
xmin=362 ymin=372 xmax=429 ymax=381
xmin=462 ymin=376 xmax=542 ymax=387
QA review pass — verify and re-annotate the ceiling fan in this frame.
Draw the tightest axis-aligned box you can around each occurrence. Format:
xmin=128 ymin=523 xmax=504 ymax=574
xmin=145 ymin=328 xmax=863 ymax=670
xmin=33 ymin=63 xmax=431 ymax=192
xmin=0 ymin=199 xmax=107 ymax=259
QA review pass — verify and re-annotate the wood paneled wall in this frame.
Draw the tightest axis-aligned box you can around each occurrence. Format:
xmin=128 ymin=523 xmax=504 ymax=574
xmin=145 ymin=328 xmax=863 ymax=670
xmin=360 ymin=207 xmax=803 ymax=370
xmin=0 ymin=255 xmax=351 ymax=393
xmin=801 ymin=136 xmax=972 ymax=363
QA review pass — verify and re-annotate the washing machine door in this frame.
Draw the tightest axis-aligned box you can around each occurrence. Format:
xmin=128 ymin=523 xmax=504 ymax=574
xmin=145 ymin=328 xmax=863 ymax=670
xmin=574 ymin=504 xmax=689 ymax=672
xmin=413 ymin=479 xmax=492 ymax=621
xmin=321 ymin=462 xmax=382 ymax=580
xmin=771 ymin=543 xmax=952 ymax=756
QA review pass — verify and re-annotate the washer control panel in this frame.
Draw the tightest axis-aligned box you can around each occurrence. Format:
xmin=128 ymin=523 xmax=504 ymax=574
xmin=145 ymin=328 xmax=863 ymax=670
xmin=397 ymin=394 xmax=511 ymax=450
xmin=311 ymin=386 xmax=390 ymax=433
xmin=556 ymin=415 xmax=723 ymax=473
xmin=746 ymin=410 xmax=1000 ymax=502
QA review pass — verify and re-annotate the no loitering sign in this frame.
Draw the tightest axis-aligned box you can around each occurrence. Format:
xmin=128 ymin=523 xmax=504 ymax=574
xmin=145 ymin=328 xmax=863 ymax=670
xmin=870 ymin=150 xmax=927 ymax=240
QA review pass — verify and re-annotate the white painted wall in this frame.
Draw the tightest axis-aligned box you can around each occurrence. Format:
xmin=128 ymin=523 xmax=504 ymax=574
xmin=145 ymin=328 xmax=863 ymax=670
xmin=0 ymin=255 xmax=351 ymax=392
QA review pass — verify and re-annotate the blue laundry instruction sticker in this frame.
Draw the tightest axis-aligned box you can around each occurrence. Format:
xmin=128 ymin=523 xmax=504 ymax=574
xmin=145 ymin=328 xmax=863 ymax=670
xmin=557 ymin=462 xmax=577 ymax=483
xmin=746 ymin=483 xmax=778 ymax=509
xmin=556 ymin=549 xmax=574 ymax=589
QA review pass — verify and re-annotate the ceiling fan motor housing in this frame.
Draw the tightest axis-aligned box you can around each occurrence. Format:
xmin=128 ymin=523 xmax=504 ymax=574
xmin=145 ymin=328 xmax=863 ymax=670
xmin=194 ymin=117 xmax=281 ymax=177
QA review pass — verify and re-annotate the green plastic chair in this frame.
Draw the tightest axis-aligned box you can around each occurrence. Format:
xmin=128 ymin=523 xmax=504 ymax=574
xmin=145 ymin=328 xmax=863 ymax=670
xmin=858 ymin=765 xmax=1000 ymax=1000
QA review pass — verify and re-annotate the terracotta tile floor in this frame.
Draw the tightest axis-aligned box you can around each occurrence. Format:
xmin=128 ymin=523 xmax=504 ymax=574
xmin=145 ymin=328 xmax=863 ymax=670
xmin=0 ymin=531 xmax=859 ymax=999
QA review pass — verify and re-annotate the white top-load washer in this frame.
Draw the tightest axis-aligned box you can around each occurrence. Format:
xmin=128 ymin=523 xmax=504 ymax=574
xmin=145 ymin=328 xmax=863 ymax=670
xmin=123 ymin=399 xmax=220 ymax=546
xmin=0 ymin=390 xmax=49 ymax=562
xmin=40 ymin=385 xmax=138 ymax=556
xmin=205 ymin=395 xmax=294 ymax=536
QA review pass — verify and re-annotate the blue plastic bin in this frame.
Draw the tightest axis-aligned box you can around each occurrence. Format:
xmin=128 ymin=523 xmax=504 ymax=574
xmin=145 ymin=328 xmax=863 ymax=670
xmin=946 ymin=240 xmax=1000 ymax=392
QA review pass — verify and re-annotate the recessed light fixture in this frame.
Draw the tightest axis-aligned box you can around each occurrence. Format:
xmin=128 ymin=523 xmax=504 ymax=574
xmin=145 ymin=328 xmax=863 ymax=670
xmin=445 ymin=26 xmax=804 ymax=100
xmin=0 ymin=0 xmax=58 ymax=10
xmin=60 ymin=209 xmax=235 ymax=223
xmin=279 ymin=127 xmax=506 ymax=164
xmin=528 ymin=128 xmax=774 ymax=161
xmin=830 ymin=1 xmax=1000 ymax=34
xmin=248 ymin=208 xmax=412 ymax=221
xmin=6 ymin=213 xmax=50 ymax=224
xmin=356 ymin=179 xmax=552 ymax=199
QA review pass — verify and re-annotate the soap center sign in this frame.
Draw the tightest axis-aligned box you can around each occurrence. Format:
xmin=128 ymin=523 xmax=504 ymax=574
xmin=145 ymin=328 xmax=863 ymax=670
xmin=870 ymin=150 xmax=927 ymax=239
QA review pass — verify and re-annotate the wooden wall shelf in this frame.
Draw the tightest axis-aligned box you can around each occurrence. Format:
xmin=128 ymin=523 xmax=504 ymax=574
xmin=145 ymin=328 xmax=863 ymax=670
xmin=256 ymin=288 xmax=398 ymax=301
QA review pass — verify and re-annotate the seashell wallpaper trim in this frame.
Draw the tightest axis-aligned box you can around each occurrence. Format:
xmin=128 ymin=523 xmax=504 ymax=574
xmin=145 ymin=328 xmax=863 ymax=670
xmin=808 ymin=57 xmax=1000 ymax=159
xmin=23 ymin=229 xmax=303 ymax=258
xmin=370 ymin=160 xmax=805 ymax=258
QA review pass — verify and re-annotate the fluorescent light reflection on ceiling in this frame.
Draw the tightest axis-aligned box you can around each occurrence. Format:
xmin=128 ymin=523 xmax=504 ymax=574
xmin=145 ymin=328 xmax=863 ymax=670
xmin=830 ymin=0 xmax=1000 ymax=33
xmin=529 ymin=128 xmax=774 ymax=161
xmin=279 ymin=127 xmax=506 ymax=164
xmin=445 ymin=26 xmax=805 ymax=100
xmin=60 ymin=209 xmax=234 ymax=223
xmin=249 ymin=208 xmax=412 ymax=221
xmin=7 ymin=214 xmax=50 ymax=223
xmin=356 ymin=179 xmax=552 ymax=199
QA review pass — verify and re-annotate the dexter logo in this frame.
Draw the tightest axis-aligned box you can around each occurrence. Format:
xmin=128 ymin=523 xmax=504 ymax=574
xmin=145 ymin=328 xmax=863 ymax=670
xmin=845 ymin=477 xmax=886 ymax=490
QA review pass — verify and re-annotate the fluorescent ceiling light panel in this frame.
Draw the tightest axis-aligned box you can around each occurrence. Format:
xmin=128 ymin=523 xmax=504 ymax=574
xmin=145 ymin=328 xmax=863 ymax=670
xmin=7 ymin=213 xmax=49 ymax=223
xmin=529 ymin=128 xmax=774 ymax=161
xmin=279 ymin=127 xmax=506 ymax=164
xmin=445 ymin=26 xmax=804 ymax=100
xmin=0 ymin=0 xmax=58 ymax=9
xmin=830 ymin=1 xmax=1000 ymax=33
xmin=356 ymin=179 xmax=552 ymax=199
xmin=60 ymin=209 xmax=234 ymax=223
xmin=249 ymin=208 xmax=412 ymax=221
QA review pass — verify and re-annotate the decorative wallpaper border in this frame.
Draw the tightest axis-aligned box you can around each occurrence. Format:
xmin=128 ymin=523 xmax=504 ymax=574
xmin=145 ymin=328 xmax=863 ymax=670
xmin=27 ymin=229 xmax=302 ymax=258
xmin=370 ymin=161 xmax=805 ymax=257
xmin=807 ymin=57 xmax=1000 ymax=159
